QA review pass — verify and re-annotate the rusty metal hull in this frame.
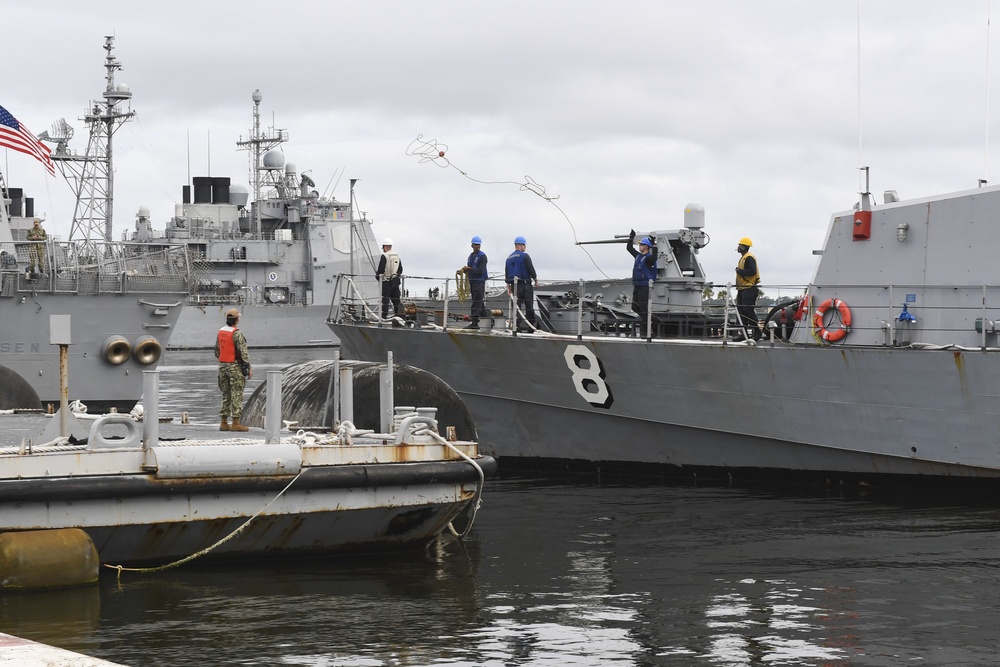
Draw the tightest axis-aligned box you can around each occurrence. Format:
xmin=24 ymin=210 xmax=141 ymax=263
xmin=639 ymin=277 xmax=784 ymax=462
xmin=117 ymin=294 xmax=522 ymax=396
xmin=0 ymin=456 xmax=495 ymax=565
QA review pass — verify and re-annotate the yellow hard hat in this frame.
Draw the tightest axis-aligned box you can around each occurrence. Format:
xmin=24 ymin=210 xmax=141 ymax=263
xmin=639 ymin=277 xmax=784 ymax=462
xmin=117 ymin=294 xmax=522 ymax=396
xmin=738 ymin=237 xmax=753 ymax=247
xmin=225 ymin=308 xmax=241 ymax=319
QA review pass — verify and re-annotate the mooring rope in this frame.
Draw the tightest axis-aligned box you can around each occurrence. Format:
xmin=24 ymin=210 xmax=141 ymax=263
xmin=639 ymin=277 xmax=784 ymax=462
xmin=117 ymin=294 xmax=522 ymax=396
xmin=103 ymin=427 xmax=486 ymax=576
xmin=418 ymin=428 xmax=485 ymax=539
xmin=103 ymin=469 xmax=306 ymax=578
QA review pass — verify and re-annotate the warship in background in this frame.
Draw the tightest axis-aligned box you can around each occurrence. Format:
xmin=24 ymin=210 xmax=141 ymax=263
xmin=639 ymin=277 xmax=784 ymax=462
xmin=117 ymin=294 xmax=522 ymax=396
xmin=0 ymin=179 xmax=187 ymax=413
xmin=330 ymin=175 xmax=1000 ymax=484
xmin=130 ymin=89 xmax=381 ymax=349
xmin=41 ymin=39 xmax=381 ymax=351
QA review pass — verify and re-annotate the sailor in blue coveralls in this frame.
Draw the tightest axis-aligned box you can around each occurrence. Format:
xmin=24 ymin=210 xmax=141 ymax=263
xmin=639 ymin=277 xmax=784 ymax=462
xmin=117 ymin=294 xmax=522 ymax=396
xmin=505 ymin=235 xmax=538 ymax=331
xmin=459 ymin=236 xmax=488 ymax=329
xmin=626 ymin=230 xmax=657 ymax=335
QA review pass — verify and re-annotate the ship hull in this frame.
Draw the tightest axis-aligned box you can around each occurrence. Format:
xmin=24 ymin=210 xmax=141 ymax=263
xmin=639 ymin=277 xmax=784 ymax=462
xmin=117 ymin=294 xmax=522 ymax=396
xmin=0 ymin=285 xmax=182 ymax=413
xmin=331 ymin=325 xmax=1000 ymax=481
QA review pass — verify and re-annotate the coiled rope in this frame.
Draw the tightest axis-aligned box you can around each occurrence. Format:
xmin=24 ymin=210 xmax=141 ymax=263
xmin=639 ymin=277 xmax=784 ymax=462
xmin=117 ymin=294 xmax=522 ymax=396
xmin=455 ymin=270 xmax=469 ymax=302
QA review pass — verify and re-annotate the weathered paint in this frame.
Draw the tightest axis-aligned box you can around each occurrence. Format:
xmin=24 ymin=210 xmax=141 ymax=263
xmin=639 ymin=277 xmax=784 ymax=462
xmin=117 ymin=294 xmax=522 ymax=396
xmin=0 ymin=422 xmax=497 ymax=565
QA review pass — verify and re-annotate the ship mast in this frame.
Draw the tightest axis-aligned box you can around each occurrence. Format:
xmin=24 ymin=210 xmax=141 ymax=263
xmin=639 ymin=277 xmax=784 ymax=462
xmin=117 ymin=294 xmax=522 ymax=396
xmin=40 ymin=36 xmax=135 ymax=245
xmin=235 ymin=90 xmax=286 ymax=237
xmin=0 ymin=171 xmax=13 ymax=243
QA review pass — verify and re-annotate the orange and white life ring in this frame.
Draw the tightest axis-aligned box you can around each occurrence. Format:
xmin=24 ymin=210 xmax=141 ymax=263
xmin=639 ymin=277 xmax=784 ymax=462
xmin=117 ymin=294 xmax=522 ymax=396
xmin=813 ymin=298 xmax=852 ymax=342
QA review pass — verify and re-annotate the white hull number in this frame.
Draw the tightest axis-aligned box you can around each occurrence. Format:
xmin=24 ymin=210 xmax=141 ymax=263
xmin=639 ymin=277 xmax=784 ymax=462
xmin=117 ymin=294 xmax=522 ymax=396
xmin=563 ymin=344 xmax=614 ymax=409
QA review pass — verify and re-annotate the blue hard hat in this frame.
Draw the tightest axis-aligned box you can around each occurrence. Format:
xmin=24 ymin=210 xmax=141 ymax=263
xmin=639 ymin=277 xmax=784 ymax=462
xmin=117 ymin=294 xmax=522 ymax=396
xmin=514 ymin=236 xmax=526 ymax=245
xmin=471 ymin=236 xmax=482 ymax=244
xmin=640 ymin=237 xmax=652 ymax=247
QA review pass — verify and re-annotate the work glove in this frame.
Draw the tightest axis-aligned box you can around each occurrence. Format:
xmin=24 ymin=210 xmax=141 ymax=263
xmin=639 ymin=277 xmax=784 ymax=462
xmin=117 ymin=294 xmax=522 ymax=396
xmin=629 ymin=229 xmax=636 ymax=240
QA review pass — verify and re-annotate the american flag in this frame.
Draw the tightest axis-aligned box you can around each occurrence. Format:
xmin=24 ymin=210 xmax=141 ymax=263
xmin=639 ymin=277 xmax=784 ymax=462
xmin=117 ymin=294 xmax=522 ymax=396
xmin=0 ymin=105 xmax=55 ymax=176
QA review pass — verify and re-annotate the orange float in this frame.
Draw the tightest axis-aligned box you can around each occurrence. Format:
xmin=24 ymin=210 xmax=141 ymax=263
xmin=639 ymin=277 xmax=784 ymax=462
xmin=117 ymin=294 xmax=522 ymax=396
xmin=813 ymin=298 xmax=852 ymax=342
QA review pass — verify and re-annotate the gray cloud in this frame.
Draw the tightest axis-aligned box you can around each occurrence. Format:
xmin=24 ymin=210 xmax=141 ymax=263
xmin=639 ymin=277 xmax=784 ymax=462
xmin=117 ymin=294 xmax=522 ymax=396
xmin=3 ymin=0 xmax=998 ymax=292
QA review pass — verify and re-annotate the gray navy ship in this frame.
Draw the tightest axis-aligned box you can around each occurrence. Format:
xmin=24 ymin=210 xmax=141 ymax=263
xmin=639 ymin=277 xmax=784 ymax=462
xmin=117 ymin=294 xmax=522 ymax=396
xmin=129 ymin=90 xmax=380 ymax=350
xmin=328 ymin=174 xmax=1000 ymax=484
xmin=2 ymin=38 xmax=188 ymax=412
xmin=42 ymin=39 xmax=381 ymax=351
xmin=0 ymin=181 xmax=187 ymax=413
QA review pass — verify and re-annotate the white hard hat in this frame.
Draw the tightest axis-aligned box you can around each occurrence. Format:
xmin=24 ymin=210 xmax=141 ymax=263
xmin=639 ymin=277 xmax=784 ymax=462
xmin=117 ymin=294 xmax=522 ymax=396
xmin=381 ymin=238 xmax=393 ymax=246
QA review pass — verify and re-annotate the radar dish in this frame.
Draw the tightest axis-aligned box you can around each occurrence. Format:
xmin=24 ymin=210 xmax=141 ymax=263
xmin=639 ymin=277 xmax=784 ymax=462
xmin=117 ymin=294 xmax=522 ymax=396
xmin=38 ymin=118 xmax=74 ymax=144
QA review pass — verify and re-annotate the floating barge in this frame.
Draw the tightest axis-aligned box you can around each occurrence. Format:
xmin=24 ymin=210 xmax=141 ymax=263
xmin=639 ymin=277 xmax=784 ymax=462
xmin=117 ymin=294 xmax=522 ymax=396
xmin=0 ymin=361 xmax=495 ymax=582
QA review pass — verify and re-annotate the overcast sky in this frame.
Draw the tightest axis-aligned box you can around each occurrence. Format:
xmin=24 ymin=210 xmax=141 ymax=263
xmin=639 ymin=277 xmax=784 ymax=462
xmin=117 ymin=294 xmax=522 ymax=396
xmin=2 ymin=1 xmax=997 ymax=292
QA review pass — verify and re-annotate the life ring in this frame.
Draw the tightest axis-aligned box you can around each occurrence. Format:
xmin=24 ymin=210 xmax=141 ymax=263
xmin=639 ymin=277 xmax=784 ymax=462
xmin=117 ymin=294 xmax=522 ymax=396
xmin=813 ymin=298 xmax=852 ymax=342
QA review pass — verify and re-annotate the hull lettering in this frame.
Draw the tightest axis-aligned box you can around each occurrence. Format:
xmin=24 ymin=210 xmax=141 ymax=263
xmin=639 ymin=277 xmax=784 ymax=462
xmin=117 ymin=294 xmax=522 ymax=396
xmin=0 ymin=342 xmax=41 ymax=354
xmin=564 ymin=345 xmax=614 ymax=409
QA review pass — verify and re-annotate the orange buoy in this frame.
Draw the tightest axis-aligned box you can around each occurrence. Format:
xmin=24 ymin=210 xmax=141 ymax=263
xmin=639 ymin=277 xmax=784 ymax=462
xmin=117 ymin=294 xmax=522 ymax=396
xmin=813 ymin=298 xmax=852 ymax=342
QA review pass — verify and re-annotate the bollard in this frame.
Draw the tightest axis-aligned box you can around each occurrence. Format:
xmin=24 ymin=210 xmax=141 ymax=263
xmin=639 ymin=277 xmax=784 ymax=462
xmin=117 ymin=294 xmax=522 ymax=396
xmin=265 ymin=370 xmax=282 ymax=443
xmin=142 ymin=371 xmax=159 ymax=447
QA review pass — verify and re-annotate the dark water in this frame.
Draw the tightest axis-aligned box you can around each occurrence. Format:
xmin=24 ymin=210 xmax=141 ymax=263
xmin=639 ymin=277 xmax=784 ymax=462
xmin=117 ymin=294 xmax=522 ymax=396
xmin=4 ymin=350 xmax=1000 ymax=665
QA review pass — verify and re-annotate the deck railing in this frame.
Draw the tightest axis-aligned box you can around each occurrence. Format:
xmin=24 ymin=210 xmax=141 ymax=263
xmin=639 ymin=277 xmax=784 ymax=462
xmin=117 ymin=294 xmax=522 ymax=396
xmin=0 ymin=240 xmax=192 ymax=296
xmin=329 ymin=272 xmax=1000 ymax=348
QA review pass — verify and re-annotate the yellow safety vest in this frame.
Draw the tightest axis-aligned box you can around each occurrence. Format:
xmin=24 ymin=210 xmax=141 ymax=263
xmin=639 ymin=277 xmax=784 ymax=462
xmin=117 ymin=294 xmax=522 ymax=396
xmin=736 ymin=252 xmax=760 ymax=289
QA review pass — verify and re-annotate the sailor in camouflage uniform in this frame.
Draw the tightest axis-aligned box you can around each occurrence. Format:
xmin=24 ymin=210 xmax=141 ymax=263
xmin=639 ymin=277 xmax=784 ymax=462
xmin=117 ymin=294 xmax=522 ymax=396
xmin=27 ymin=219 xmax=47 ymax=274
xmin=214 ymin=308 xmax=252 ymax=431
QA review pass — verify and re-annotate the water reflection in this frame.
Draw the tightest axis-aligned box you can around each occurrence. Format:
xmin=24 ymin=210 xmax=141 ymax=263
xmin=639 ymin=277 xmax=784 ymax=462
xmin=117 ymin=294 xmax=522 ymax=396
xmin=9 ymin=357 xmax=1000 ymax=665
xmin=93 ymin=541 xmax=487 ymax=667
xmin=0 ymin=586 xmax=102 ymax=656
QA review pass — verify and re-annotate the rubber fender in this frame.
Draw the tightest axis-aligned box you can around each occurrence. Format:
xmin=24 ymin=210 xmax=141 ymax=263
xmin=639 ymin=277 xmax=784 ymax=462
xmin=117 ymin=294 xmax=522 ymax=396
xmin=132 ymin=335 xmax=162 ymax=365
xmin=242 ymin=360 xmax=478 ymax=441
xmin=102 ymin=334 xmax=132 ymax=365
xmin=0 ymin=528 xmax=99 ymax=590
xmin=0 ymin=365 xmax=41 ymax=410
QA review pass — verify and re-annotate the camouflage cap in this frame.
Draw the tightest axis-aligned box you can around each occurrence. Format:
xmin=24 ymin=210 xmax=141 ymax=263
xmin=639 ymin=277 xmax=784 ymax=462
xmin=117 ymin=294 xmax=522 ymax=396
xmin=225 ymin=308 xmax=241 ymax=319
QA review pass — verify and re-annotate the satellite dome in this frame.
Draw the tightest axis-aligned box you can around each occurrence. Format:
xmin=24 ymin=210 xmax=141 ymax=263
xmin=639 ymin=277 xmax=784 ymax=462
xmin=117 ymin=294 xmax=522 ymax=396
xmin=285 ymin=162 xmax=297 ymax=176
xmin=229 ymin=184 xmax=250 ymax=207
xmin=262 ymin=149 xmax=285 ymax=170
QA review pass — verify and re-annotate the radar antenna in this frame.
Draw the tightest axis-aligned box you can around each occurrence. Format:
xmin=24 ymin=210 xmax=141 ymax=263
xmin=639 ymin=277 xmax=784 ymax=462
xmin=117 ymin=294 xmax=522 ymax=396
xmin=38 ymin=35 xmax=136 ymax=246
xmin=236 ymin=89 xmax=288 ymax=237
xmin=37 ymin=119 xmax=75 ymax=155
